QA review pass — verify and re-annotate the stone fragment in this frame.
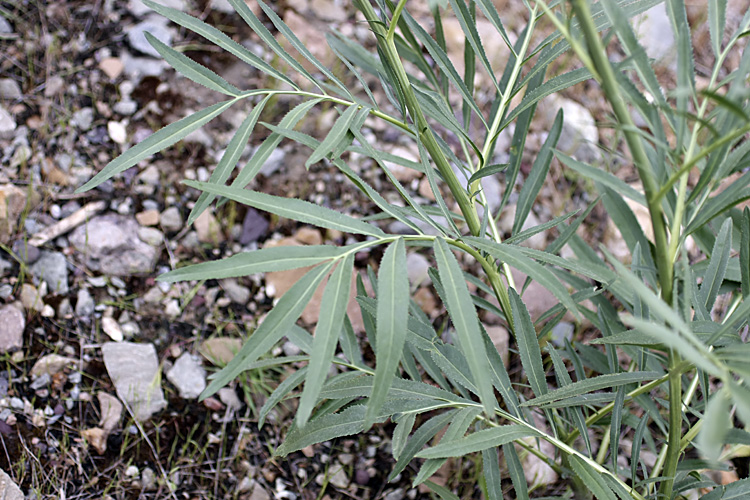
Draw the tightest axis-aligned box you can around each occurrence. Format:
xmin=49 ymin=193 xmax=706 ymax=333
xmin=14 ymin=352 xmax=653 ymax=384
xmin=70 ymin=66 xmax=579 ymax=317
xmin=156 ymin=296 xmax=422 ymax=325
xmin=102 ymin=317 xmax=124 ymax=342
xmin=113 ymin=100 xmax=138 ymax=115
xmin=0 ymin=305 xmax=24 ymax=353
xmin=240 ymin=208 xmax=268 ymax=244
xmin=108 ymin=120 xmax=127 ymax=144
xmin=0 ymin=16 xmax=12 ymax=34
xmin=141 ymin=467 xmax=156 ymax=491
xmin=328 ymin=463 xmax=349 ymax=489
xmin=102 ymin=342 xmax=167 ymax=421
xmin=249 ymin=485 xmax=271 ymax=500
xmin=20 ymin=283 xmax=44 ymax=312
xmin=218 ymin=387 xmax=242 ymax=411
xmin=136 ymin=209 xmax=160 ymax=226
xmin=72 ymin=107 xmax=94 ymax=131
xmin=0 ymin=184 xmax=27 ymax=244
xmin=545 ymin=95 xmax=600 ymax=163
xmin=406 ymin=252 xmax=430 ymax=287
xmin=193 ymin=210 xmax=223 ymax=244
xmin=0 ymin=105 xmax=16 ymax=138
xmin=0 ymin=467 xmax=23 ymax=500
xmin=221 ymin=279 xmax=250 ymax=304
xmin=29 ymin=251 xmax=69 ymax=294
xmin=166 ymin=353 xmax=206 ymax=399
xmin=200 ymin=337 xmax=242 ymax=365
xmin=12 ymin=239 xmax=40 ymax=264
xmin=634 ymin=3 xmax=675 ymax=62
xmin=69 ymin=214 xmax=159 ymax=276
xmin=128 ymin=19 xmax=173 ymax=58
xmin=31 ymin=354 xmax=78 ymax=377
xmin=99 ymin=57 xmax=124 ymax=80
xmin=75 ymin=288 xmax=95 ymax=316
xmin=98 ymin=392 xmax=123 ymax=432
xmin=486 ymin=325 xmax=509 ymax=368
xmin=159 ymin=207 xmax=183 ymax=232
xmin=137 ymin=227 xmax=163 ymax=246
xmin=81 ymin=427 xmax=108 ymax=454
xmin=294 ymin=227 xmax=322 ymax=246
xmin=0 ymin=79 xmax=21 ymax=100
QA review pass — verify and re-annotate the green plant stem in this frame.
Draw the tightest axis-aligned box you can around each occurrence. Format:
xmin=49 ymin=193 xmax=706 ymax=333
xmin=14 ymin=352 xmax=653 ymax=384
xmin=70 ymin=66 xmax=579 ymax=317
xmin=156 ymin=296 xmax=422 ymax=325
xmin=567 ymin=1 xmax=682 ymax=497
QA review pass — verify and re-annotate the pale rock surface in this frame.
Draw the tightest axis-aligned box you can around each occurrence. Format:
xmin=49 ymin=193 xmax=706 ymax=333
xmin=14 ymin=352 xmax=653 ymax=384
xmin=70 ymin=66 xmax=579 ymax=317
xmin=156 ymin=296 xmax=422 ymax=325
xmin=0 ymin=305 xmax=24 ymax=353
xmin=69 ymin=214 xmax=159 ymax=276
xmin=0 ymin=468 xmax=23 ymax=500
xmin=634 ymin=3 xmax=676 ymax=63
xmin=31 ymin=354 xmax=78 ymax=377
xmin=545 ymin=95 xmax=600 ymax=163
xmin=200 ymin=337 xmax=242 ymax=365
xmin=193 ymin=210 xmax=223 ymax=244
xmin=486 ymin=325 xmax=509 ymax=368
xmin=0 ymin=105 xmax=15 ymax=139
xmin=29 ymin=251 xmax=69 ymax=294
xmin=127 ymin=17 xmax=174 ymax=58
xmin=166 ymin=353 xmax=206 ymax=399
xmin=0 ymin=183 xmax=27 ymax=244
xmin=102 ymin=342 xmax=167 ymax=421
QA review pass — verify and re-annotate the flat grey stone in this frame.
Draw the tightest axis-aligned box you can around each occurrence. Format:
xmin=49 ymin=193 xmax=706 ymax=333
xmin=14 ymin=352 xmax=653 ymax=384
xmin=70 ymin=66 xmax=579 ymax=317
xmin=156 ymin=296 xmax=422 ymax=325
xmin=29 ymin=251 xmax=69 ymax=294
xmin=71 ymin=107 xmax=94 ymax=131
xmin=0 ymin=105 xmax=16 ymax=139
xmin=102 ymin=342 xmax=167 ymax=421
xmin=75 ymin=288 xmax=95 ymax=317
xmin=0 ymin=468 xmax=23 ymax=500
xmin=159 ymin=207 xmax=183 ymax=232
xmin=69 ymin=214 xmax=158 ymax=276
xmin=0 ymin=79 xmax=21 ymax=100
xmin=220 ymin=279 xmax=250 ymax=304
xmin=0 ymin=305 xmax=24 ymax=353
xmin=166 ymin=353 xmax=205 ymax=399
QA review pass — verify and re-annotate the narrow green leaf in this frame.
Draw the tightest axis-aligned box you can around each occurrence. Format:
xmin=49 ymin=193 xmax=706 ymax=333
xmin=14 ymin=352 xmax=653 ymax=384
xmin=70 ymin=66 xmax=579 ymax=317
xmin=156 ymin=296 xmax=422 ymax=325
xmin=424 ymin=481 xmax=460 ymax=500
xmin=414 ymin=407 xmax=481 ymax=486
xmin=403 ymin=13 xmax=487 ymax=128
xmin=434 ymin=238 xmax=495 ymax=416
xmin=448 ymin=0 xmax=500 ymax=93
xmin=306 ymin=105 xmax=362 ymax=167
xmin=513 ymin=108 xmax=562 ymax=234
xmin=568 ymin=456 xmax=618 ymax=500
xmin=482 ymin=446 xmax=504 ymax=500
xmin=259 ymin=367 xmax=307 ymax=428
xmin=158 ymin=244 xmax=345 ymax=282
xmin=416 ymin=425 xmax=540 ymax=459
xmin=509 ymin=288 xmax=548 ymax=398
xmin=231 ymin=98 xmax=322 ymax=188
xmin=143 ymin=0 xmax=297 ymax=88
xmin=631 ymin=409 xmax=649 ymax=484
xmin=144 ymin=32 xmax=240 ymax=96
xmin=503 ymin=444 xmax=530 ymax=500
xmin=474 ymin=0 xmax=513 ymax=54
xmin=467 ymin=164 xmax=508 ymax=186
xmin=556 ymin=152 xmax=646 ymax=205
xmin=297 ymin=254 xmax=354 ymax=427
xmin=698 ymin=388 xmax=731 ymax=462
xmin=709 ymin=0 xmax=727 ymax=56
xmin=201 ymin=262 xmax=333 ymax=400
xmin=504 ymin=211 xmax=578 ymax=246
xmin=700 ymin=218 xmax=733 ymax=311
xmin=464 ymin=237 xmax=581 ymax=317
xmin=610 ymin=387 xmax=626 ymax=472
xmin=188 ymin=98 xmax=268 ymax=225
xmin=366 ymin=238 xmax=409 ymax=427
xmin=521 ymin=371 xmax=661 ymax=407
xmin=77 ymin=100 xmax=234 ymax=192
xmin=392 ymin=412 xmax=416 ymax=460
xmin=741 ymin=207 xmax=750 ymax=298
xmin=183 ymin=180 xmax=386 ymax=237
xmin=276 ymin=405 xmax=373 ymax=456
xmin=390 ymin=410 xmax=458 ymax=480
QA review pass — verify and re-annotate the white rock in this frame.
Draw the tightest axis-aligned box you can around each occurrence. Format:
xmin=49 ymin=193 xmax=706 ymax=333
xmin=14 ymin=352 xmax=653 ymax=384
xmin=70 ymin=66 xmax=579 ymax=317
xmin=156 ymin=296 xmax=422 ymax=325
xmin=167 ymin=353 xmax=206 ymax=399
xmin=102 ymin=342 xmax=167 ymax=421
xmin=0 ymin=105 xmax=16 ymax=139
xmin=108 ymin=121 xmax=127 ymax=144
xmin=634 ymin=3 xmax=676 ymax=62
xmin=127 ymin=18 xmax=174 ymax=58
xmin=547 ymin=95 xmax=600 ymax=163
xmin=102 ymin=317 xmax=124 ymax=342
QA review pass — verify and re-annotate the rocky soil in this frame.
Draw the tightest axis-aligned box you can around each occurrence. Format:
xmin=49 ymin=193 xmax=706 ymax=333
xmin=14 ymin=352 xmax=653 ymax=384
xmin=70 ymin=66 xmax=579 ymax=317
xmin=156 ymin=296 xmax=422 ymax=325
xmin=0 ymin=0 xmax=746 ymax=499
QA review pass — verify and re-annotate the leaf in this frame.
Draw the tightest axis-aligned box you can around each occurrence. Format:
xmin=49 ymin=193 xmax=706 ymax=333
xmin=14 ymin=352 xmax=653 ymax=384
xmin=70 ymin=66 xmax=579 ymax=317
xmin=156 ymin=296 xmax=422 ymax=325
xmin=474 ymin=0 xmax=513 ymax=55
xmin=610 ymin=387 xmax=626 ymax=471
xmin=448 ymin=0 xmax=500 ymax=93
xmin=568 ymin=456 xmax=618 ymax=500
xmin=741 ymin=207 xmax=750 ymax=298
xmin=482 ymin=446 xmax=504 ymax=500
xmin=424 ymin=481 xmax=460 ymax=500
xmin=392 ymin=412 xmax=416 ymax=460
xmin=276 ymin=405 xmax=374 ymax=456
xmin=366 ymin=238 xmax=409 ymax=427
xmin=700 ymin=218 xmax=733 ymax=312
xmin=390 ymin=410 xmax=458 ymax=480
xmin=513 ymin=108 xmax=562 ymax=234
xmin=157 ymin=244 xmax=345 ymax=282
xmin=698 ymin=388 xmax=731 ymax=462
xmin=433 ymin=238 xmax=496 ymax=416
xmin=77 ymin=100 xmax=234 ymax=192
xmin=183 ymin=181 xmax=386 ymax=237
xmin=297 ymin=254 xmax=354 ymax=427
xmin=556 ymin=152 xmax=646 ymax=205
xmin=468 ymin=164 xmax=509 ymax=186
xmin=631 ymin=409 xmax=649 ymax=484
xmin=504 ymin=211 xmax=578 ymax=246
xmin=201 ymin=262 xmax=333 ymax=400
xmin=259 ymin=367 xmax=307 ymax=428
xmin=509 ymin=289 xmax=547 ymax=398
xmin=144 ymin=32 xmax=241 ymax=96
xmin=503 ymin=444 xmax=530 ymax=500
xmin=231 ymin=98 xmax=322 ymax=188
xmin=416 ymin=425 xmax=540 ymax=459
xmin=464 ymin=237 xmax=581 ymax=316
xmin=306 ymin=105 xmax=363 ymax=167
xmin=188 ymin=98 xmax=268 ymax=225
xmin=143 ymin=0 xmax=296 ymax=88
xmin=521 ymin=371 xmax=661 ymax=407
